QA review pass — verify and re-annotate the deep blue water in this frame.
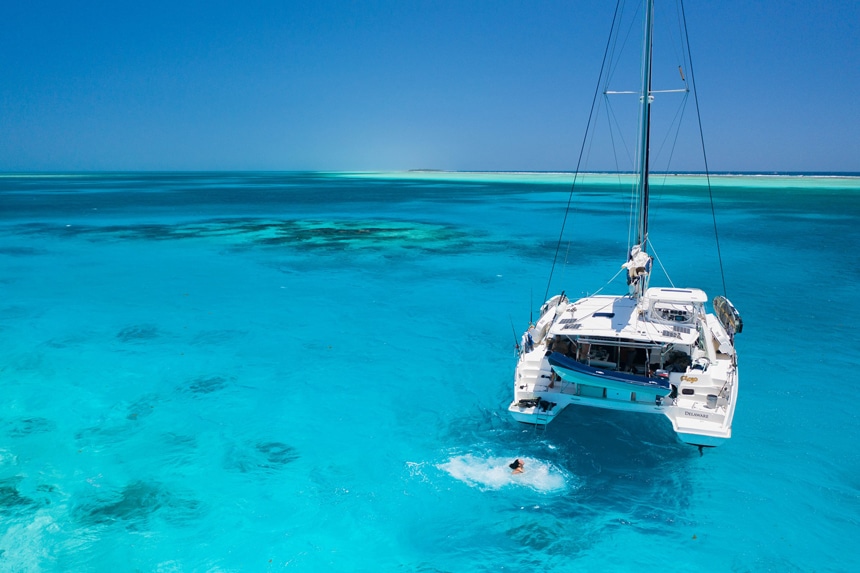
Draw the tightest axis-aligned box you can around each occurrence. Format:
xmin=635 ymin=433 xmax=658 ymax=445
xmin=0 ymin=171 xmax=858 ymax=572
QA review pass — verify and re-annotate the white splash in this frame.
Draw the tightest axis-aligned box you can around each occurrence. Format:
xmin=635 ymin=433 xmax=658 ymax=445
xmin=437 ymin=454 xmax=570 ymax=493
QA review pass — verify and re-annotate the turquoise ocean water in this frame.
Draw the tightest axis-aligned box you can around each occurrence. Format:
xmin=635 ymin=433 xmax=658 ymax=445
xmin=1 ymin=171 xmax=858 ymax=571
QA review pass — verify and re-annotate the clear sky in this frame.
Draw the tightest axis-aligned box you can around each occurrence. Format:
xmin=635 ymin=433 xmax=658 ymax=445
xmin=2 ymin=0 xmax=858 ymax=172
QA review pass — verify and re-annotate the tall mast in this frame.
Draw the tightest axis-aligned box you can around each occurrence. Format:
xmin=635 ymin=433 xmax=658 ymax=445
xmin=635 ymin=0 xmax=655 ymax=248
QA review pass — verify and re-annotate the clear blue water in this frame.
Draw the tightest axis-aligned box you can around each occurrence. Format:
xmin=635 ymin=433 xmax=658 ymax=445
xmin=1 ymin=172 xmax=858 ymax=572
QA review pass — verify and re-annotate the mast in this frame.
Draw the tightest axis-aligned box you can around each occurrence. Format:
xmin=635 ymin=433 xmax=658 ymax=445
xmin=635 ymin=0 xmax=654 ymax=249
xmin=625 ymin=0 xmax=655 ymax=299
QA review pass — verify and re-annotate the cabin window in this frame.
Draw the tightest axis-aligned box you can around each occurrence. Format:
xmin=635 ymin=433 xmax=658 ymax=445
xmin=583 ymin=344 xmax=616 ymax=369
xmin=662 ymin=349 xmax=691 ymax=372
xmin=653 ymin=302 xmax=695 ymax=324
xmin=619 ymin=346 xmax=648 ymax=374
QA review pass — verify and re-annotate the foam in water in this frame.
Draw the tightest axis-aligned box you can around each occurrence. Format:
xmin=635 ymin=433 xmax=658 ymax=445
xmin=437 ymin=454 xmax=571 ymax=493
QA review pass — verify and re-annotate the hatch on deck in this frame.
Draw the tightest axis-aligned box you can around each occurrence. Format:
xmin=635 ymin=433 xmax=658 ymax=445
xmin=645 ymin=287 xmax=708 ymax=304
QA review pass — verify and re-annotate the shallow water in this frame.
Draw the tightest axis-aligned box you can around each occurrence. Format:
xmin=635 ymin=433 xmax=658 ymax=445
xmin=0 ymin=172 xmax=858 ymax=571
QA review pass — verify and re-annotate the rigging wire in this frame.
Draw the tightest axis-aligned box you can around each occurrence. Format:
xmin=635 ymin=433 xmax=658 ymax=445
xmin=603 ymin=97 xmax=638 ymax=251
xmin=589 ymin=266 xmax=626 ymax=297
xmin=598 ymin=93 xmax=639 ymax=257
xmin=680 ymin=0 xmax=728 ymax=297
xmin=653 ymin=92 xmax=689 ymax=177
xmin=645 ymin=238 xmax=675 ymax=287
xmin=605 ymin=0 xmax=639 ymax=90
xmin=546 ymin=0 xmax=728 ymax=303
xmin=543 ymin=0 xmax=623 ymax=303
xmin=661 ymin=0 xmax=688 ymax=84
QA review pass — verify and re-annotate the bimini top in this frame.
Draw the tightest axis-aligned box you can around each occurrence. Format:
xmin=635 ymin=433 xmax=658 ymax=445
xmin=644 ymin=287 xmax=708 ymax=304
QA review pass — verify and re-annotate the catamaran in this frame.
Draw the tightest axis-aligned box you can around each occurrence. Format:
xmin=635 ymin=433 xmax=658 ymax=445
xmin=508 ymin=0 xmax=742 ymax=448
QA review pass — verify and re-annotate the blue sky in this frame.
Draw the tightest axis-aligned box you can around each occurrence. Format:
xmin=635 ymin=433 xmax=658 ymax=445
xmin=2 ymin=0 xmax=858 ymax=172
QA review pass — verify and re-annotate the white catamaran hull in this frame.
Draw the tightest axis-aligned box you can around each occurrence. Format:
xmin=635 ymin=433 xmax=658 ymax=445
xmin=509 ymin=290 xmax=739 ymax=447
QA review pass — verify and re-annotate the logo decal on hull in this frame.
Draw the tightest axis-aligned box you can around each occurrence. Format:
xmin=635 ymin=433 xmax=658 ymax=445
xmin=684 ymin=410 xmax=709 ymax=419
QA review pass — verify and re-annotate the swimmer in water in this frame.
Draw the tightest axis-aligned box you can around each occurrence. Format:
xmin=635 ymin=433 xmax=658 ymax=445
xmin=509 ymin=458 xmax=524 ymax=474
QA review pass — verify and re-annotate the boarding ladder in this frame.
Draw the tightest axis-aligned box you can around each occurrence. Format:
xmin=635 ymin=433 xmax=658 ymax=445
xmin=533 ymin=402 xmax=551 ymax=433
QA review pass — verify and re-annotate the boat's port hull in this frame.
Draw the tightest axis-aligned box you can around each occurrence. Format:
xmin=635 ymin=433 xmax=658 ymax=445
xmin=508 ymin=405 xmax=557 ymax=425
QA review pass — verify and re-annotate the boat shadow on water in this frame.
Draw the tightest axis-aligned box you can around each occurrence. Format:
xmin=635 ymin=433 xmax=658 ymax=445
xmin=443 ymin=401 xmax=699 ymax=495
xmin=544 ymin=405 xmax=698 ymax=463
xmin=526 ymin=407 xmax=700 ymax=523
xmin=428 ymin=406 xmax=701 ymax=562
